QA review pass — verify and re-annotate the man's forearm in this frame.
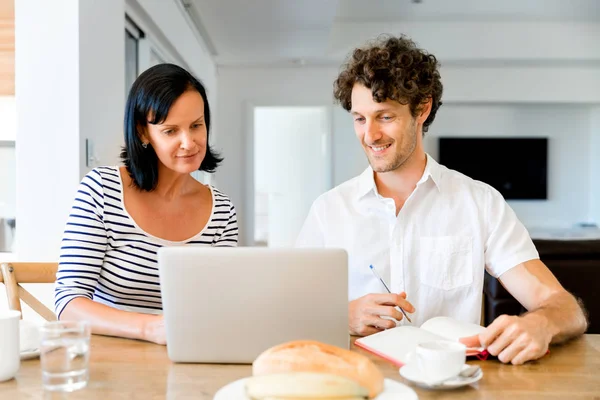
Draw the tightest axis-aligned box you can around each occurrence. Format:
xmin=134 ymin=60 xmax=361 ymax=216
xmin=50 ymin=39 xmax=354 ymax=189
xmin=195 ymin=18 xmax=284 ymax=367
xmin=525 ymin=291 xmax=588 ymax=344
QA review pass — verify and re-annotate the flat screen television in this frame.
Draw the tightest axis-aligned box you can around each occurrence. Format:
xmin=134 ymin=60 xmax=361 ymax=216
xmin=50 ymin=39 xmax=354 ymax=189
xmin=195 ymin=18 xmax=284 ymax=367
xmin=438 ymin=137 xmax=548 ymax=200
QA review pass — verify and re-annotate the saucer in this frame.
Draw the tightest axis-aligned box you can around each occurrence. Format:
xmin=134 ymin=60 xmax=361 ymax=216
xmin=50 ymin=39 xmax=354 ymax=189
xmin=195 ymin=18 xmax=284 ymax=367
xmin=214 ymin=377 xmax=418 ymax=400
xmin=399 ymin=363 xmax=483 ymax=390
xmin=20 ymin=348 xmax=40 ymax=361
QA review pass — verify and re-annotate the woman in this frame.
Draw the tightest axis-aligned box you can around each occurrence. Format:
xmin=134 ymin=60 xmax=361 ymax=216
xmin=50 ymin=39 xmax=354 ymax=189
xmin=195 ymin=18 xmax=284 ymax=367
xmin=54 ymin=64 xmax=237 ymax=344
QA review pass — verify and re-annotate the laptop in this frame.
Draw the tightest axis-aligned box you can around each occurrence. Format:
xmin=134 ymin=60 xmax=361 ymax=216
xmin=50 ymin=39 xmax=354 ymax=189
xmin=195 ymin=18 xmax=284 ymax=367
xmin=157 ymin=247 xmax=348 ymax=363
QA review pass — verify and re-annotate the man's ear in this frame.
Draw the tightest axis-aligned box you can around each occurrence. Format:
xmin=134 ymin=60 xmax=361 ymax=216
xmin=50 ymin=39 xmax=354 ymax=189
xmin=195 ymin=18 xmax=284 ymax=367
xmin=417 ymin=98 xmax=433 ymax=125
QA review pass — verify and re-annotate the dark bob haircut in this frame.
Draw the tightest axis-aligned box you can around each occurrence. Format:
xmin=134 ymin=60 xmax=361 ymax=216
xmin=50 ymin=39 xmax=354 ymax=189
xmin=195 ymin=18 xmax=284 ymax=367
xmin=120 ymin=63 xmax=222 ymax=191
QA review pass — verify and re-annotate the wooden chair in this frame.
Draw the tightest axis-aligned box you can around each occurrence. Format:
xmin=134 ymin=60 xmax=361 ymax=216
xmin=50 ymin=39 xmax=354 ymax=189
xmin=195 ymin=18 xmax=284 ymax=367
xmin=0 ymin=262 xmax=58 ymax=321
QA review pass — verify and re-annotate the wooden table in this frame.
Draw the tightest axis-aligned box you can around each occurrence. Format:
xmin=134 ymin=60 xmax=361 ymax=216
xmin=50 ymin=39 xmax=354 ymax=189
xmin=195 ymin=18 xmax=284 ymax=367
xmin=2 ymin=335 xmax=599 ymax=399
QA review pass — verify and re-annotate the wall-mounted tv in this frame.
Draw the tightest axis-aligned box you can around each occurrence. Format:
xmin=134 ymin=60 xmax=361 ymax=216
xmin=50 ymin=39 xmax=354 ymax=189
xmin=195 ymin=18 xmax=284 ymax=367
xmin=438 ymin=137 xmax=548 ymax=200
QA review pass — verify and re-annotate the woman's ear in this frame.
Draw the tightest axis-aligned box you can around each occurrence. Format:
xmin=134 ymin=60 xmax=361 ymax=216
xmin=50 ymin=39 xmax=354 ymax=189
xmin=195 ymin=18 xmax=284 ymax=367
xmin=136 ymin=123 xmax=149 ymax=146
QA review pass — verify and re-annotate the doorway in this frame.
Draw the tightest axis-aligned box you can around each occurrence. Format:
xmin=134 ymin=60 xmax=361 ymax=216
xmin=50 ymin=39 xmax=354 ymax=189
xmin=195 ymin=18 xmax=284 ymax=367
xmin=253 ymin=106 xmax=332 ymax=247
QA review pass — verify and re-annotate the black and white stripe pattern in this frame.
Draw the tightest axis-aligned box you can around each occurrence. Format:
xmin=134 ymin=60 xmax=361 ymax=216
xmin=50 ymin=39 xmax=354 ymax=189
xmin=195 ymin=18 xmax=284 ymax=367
xmin=54 ymin=166 xmax=238 ymax=318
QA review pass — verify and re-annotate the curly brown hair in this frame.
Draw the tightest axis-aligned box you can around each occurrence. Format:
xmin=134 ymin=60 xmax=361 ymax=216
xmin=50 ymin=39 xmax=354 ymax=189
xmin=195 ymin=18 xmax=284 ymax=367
xmin=333 ymin=34 xmax=443 ymax=133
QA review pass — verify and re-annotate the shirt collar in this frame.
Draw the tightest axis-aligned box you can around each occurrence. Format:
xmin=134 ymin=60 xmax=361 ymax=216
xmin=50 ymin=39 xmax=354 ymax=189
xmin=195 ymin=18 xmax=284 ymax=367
xmin=356 ymin=165 xmax=376 ymax=199
xmin=356 ymin=153 xmax=442 ymax=200
xmin=420 ymin=153 xmax=443 ymax=191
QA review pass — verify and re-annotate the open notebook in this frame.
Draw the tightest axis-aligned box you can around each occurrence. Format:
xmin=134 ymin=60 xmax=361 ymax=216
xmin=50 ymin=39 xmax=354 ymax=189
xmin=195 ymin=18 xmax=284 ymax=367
xmin=355 ymin=317 xmax=486 ymax=367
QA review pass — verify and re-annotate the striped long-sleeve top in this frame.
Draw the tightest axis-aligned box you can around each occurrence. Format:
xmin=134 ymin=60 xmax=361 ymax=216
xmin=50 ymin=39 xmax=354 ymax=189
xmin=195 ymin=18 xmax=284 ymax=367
xmin=54 ymin=166 xmax=238 ymax=318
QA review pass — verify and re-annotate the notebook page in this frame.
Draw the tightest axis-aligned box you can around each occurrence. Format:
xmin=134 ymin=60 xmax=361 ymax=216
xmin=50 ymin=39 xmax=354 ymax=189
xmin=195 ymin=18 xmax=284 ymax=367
xmin=354 ymin=326 xmax=446 ymax=366
xmin=420 ymin=317 xmax=486 ymax=352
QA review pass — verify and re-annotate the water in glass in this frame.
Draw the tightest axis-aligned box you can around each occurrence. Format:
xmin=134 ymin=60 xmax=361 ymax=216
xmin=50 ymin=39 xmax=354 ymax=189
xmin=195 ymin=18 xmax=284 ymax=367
xmin=40 ymin=321 xmax=90 ymax=392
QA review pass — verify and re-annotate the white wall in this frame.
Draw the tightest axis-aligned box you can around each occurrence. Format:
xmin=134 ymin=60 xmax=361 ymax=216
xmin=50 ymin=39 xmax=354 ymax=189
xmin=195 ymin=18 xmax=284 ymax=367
xmin=15 ymin=0 xmax=88 ymax=260
xmin=78 ymin=0 xmax=126 ymax=174
xmin=0 ymin=96 xmax=16 ymax=141
xmin=441 ymin=66 xmax=600 ymax=104
xmin=591 ymin=107 xmax=600 ymax=225
xmin=425 ymin=104 xmax=593 ymax=229
xmin=11 ymin=0 xmax=86 ymax=321
xmin=216 ymin=65 xmax=600 ymax=243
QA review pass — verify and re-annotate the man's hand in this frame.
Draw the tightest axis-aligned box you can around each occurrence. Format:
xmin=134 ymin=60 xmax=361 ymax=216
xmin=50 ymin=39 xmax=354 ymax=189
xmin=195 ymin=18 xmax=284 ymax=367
xmin=460 ymin=259 xmax=588 ymax=364
xmin=349 ymin=292 xmax=415 ymax=336
xmin=460 ymin=313 xmax=552 ymax=365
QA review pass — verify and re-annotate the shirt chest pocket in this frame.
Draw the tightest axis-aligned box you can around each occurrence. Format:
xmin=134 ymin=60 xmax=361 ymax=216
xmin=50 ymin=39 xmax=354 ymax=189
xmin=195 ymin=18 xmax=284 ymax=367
xmin=418 ymin=236 xmax=473 ymax=290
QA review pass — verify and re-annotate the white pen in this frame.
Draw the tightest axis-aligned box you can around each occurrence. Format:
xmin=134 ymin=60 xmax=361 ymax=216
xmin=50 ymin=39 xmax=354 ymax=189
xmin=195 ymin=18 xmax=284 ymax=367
xmin=369 ymin=264 xmax=412 ymax=323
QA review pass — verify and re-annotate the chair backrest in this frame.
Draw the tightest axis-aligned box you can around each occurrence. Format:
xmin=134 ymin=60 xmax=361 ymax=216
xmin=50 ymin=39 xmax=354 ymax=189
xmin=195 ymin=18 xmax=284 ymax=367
xmin=0 ymin=262 xmax=58 ymax=321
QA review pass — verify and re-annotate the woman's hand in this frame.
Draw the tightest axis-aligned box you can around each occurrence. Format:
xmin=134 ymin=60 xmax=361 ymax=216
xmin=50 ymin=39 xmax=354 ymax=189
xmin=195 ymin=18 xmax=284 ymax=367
xmin=142 ymin=314 xmax=167 ymax=345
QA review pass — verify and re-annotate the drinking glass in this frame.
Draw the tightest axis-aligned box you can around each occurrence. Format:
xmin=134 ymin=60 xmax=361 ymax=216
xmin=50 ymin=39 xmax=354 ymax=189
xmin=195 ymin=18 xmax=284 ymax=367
xmin=40 ymin=321 xmax=91 ymax=392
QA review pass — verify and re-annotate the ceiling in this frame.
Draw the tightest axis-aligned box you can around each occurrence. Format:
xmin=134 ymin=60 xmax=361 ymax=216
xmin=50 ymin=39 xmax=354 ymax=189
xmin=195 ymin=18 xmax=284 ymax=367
xmin=186 ymin=0 xmax=600 ymax=67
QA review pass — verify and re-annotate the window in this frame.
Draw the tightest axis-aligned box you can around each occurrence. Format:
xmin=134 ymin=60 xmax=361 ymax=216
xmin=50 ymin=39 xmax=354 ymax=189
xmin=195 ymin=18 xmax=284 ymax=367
xmin=125 ymin=16 xmax=143 ymax=97
xmin=0 ymin=140 xmax=16 ymax=253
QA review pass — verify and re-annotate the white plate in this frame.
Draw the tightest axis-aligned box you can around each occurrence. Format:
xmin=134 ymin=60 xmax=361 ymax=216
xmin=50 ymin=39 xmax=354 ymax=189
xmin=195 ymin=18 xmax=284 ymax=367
xmin=214 ymin=377 xmax=418 ymax=400
xmin=399 ymin=363 xmax=483 ymax=390
xmin=19 ymin=320 xmax=42 ymax=360
xmin=20 ymin=348 xmax=40 ymax=361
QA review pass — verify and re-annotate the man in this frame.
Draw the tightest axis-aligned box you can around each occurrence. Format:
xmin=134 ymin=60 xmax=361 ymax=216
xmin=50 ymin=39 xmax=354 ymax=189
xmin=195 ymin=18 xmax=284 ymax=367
xmin=296 ymin=35 xmax=587 ymax=365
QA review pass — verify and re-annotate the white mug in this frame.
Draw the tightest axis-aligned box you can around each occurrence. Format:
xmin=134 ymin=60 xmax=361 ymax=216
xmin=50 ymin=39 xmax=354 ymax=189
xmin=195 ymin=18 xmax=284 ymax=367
xmin=406 ymin=340 xmax=466 ymax=384
xmin=0 ymin=310 xmax=21 ymax=382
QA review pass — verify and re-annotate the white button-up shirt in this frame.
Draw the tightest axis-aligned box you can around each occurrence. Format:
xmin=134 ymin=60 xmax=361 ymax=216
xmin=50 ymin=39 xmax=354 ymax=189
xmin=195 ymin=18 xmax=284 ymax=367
xmin=296 ymin=154 xmax=539 ymax=327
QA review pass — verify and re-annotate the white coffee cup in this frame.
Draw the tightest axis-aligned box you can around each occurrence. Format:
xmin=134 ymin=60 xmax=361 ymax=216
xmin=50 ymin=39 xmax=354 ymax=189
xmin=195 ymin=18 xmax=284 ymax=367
xmin=406 ymin=340 xmax=466 ymax=384
xmin=0 ymin=310 xmax=21 ymax=382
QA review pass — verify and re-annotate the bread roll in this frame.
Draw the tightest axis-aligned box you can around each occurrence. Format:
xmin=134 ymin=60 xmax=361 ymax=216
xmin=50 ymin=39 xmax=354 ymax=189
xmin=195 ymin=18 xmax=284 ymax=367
xmin=245 ymin=372 xmax=369 ymax=399
xmin=252 ymin=340 xmax=384 ymax=398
